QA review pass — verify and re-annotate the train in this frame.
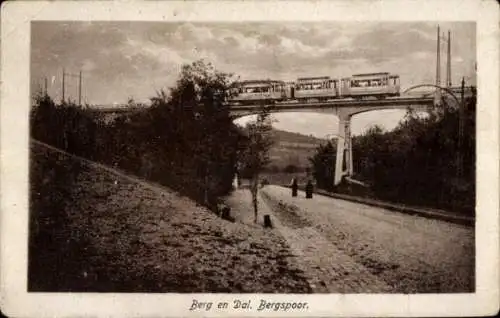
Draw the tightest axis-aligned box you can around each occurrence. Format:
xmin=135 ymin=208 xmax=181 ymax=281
xmin=228 ymin=72 xmax=401 ymax=105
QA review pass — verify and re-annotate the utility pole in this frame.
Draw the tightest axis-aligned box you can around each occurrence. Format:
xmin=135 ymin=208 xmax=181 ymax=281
xmin=435 ymin=25 xmax=441 ymax=104
xmin=78 ymin=70 xmax=82 ymax=106
xmin=62 ymin=68 xmax=66 ymax=102
xmin=44 ymin=77 xmax=48 ymax=95
xmin=446 ymin=30 xmax=452 ymax=88
xmin=457 ymin=77 xmax=465 ymax=178
xmin=436 ymin=25 xmax=441 ymax=88
xmin=62 ymin=68 xmax=83 ymax=105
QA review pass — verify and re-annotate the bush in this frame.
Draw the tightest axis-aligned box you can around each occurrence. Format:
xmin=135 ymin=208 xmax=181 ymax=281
xmin=283 ymin=164 xmax=299 ymax=173
xmin=351 ymin=95 xmax=476 ymax=213
xmin=30 ymin=60 xmax=246 ymax=208
xmin=309 ymin=93 xmax=476 ymax=214
xmin=309 ymin=141 xmax=336 ymax=191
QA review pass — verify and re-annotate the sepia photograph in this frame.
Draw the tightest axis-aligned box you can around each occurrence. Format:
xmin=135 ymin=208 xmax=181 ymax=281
xmin=28 ymin=20 xmax=477 ymax=294
xmin=1 ymin=1 xmax=498 ymax=317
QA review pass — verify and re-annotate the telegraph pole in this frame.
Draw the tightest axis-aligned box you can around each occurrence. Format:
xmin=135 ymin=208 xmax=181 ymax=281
xmin=457 ymin=77 xmax=465 ymax=178
xmin=435 ymin=25 xmax=441 ymax=104
xmin=436 ymin=25 xmax=441 ymax=88
xmin=62 ymin=68 xmax=66 ymax=102
xmin=446 ymin=30 xmax=452 ymax=88
xmin=78 ymin=70 xmax=82 ymax=106
xmin=62 ymin=68 xmax=83 ymax=105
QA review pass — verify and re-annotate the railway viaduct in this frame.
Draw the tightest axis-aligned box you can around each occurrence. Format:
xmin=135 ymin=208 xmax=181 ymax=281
xmin=229 ymin=96 xmax=435 ymax=186
xmin=229 ymin=84 xmax=474 ymax=186
xmin=90 ymin=85 xmax=473 ymax=188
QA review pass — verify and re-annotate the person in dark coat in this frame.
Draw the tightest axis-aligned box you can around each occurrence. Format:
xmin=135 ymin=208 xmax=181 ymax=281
xmin=305 ymin=180 xmax=313 ymax=199
xmin=291 ymin=178 xmax=298 ymax=197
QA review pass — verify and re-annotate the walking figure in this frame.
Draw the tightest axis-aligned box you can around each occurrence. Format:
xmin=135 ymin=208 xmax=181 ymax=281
xmin=291 ymin=177 xmax=298 ymax=197
xmin=305 ymin=180 xmax=313 ymax=199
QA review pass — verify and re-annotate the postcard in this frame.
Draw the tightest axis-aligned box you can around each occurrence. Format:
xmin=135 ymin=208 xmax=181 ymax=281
xmin=1 ymin=0 xmax=498 ymax=317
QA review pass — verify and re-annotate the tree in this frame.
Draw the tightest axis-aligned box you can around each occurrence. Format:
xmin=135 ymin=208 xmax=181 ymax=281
xmin=240 ymin=107 xmax=274 ymax=223
xmin=145 ymin=60 xmax=242 ymax=205
xmin=348 ymin=92 xmax=476 ymax=213
xmin=309 ymin=140 xmax=337 ymax=191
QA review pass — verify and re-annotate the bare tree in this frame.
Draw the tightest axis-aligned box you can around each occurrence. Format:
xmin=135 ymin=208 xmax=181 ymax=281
xmin=240 ymin=106 xmax=274 ymax=223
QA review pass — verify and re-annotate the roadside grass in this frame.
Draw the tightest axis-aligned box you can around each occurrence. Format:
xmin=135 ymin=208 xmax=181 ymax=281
xmin=28 ymin=143 xmax=312 ymax=293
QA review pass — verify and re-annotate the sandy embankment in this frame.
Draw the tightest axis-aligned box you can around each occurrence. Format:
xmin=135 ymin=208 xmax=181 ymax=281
xmin=29 ymin=142 xmax=311 ymax=293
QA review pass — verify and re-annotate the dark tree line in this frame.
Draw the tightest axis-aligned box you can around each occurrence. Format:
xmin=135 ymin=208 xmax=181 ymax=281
xmin=30 ymin=60 xmax=248 ymax=208
xmin=29 ymin=61 xmax=275 ymax=291
xmin=309 ymin=92 xmax=476 ymax=214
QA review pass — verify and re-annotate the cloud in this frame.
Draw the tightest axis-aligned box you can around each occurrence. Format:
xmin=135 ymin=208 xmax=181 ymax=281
xmin=31 ymin=21 xmax=476 ymax=133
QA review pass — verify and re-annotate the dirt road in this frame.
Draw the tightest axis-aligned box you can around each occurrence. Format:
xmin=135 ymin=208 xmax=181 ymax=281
xmin=224 ymin=185 xmax=474 ymax=293
xmin=255 ymin=185 xmax=474 ymax=293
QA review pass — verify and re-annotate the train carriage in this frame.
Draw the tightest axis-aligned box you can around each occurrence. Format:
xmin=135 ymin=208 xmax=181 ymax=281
xmin=294 ymin=76 xmax=339 ymax=102
xmin=229 ymin=80 xmax=289 ymax=105
xmin=340 ymin=72 xmax=400 ymax=99
xmin=228 ymin=72 xmax=401 ymax=106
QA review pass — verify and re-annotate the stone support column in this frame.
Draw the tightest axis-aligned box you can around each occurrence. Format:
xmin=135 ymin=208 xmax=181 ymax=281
xmin=334 ymin=115 xmax=353 ymax=186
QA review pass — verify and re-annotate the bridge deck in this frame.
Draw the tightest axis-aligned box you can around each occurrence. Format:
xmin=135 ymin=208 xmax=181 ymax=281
xmin=230 ymin=97 xmax=434 ymax=111
xmin=89 ymin=96 xmax=435 ymax=114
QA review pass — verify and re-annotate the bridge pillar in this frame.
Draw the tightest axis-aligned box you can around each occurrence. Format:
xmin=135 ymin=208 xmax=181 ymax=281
xmin=334 ymin=115 xmax=353 ymax=186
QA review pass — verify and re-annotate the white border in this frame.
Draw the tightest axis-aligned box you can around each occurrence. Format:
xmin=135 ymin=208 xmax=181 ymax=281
xmin=1 ymin=1 xmax=498 ymax=317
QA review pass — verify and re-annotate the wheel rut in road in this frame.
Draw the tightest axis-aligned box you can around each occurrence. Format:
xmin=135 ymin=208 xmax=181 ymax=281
xmin=259 ymin=185 xmax=475 ymax=293
xmin=259 ymin=191 xmax=393 ymax=293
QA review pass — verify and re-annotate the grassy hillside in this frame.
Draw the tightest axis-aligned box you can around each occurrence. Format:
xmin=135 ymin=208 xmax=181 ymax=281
xmin=270 ymin=129 xmax=325 ymax=145
xmin=267 ymin=129 xmax=327 ymax=172
xmin=246 ymin=129 xmax=328 ymax=185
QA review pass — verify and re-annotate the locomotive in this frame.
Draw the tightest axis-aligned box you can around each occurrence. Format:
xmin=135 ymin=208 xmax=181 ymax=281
xmin=228 ymin=72 xmax=400 ymax=105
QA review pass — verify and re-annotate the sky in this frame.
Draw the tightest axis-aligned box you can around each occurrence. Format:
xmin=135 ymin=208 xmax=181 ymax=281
xmin=31 ymin=21 xmax=476 ymax=137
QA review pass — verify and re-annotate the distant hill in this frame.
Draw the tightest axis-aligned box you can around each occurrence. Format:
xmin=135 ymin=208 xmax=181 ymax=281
xmin=270 ymin=129 xmax=325 ymax=146
xmin=267 ymin=129 xmax=327 ymax=171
